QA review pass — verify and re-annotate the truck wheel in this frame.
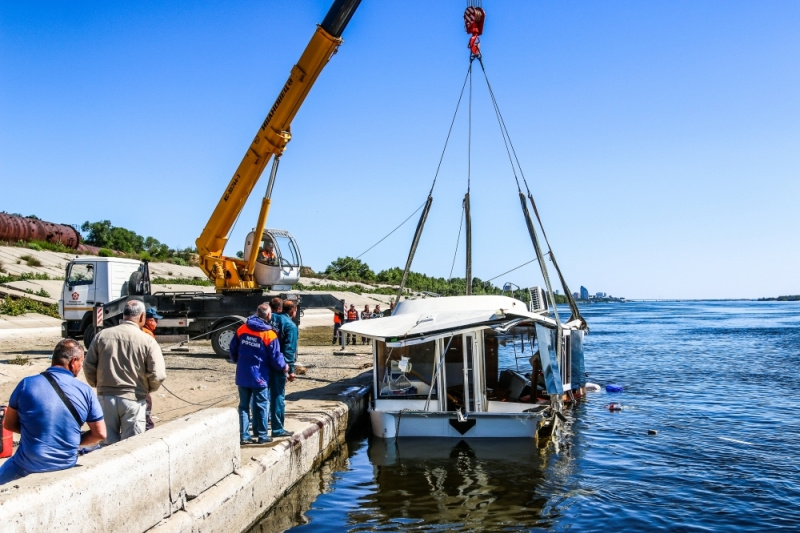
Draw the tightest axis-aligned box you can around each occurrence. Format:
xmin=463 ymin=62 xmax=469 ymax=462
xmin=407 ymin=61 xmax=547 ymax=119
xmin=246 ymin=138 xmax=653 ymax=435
xmin=128 ymin=271 xmax=144 ymax=295
xmin=211 ymin=323 xmax=239 ymax=358
xmin=83 ymin=324 xmax=96 ymax=349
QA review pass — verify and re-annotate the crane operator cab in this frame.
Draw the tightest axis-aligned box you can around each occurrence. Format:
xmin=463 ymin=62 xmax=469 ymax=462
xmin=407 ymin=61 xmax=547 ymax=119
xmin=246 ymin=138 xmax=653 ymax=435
xmin=244 ymin=228 xmax=302 ymax=290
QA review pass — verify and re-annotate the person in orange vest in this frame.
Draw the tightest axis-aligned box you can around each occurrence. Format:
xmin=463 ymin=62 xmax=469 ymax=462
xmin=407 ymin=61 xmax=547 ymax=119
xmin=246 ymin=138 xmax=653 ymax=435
xmin=259 ymin=242 xmax=276 ymax=265
xmin=332 ymin=310 xmax=342 ymax=345
xmin=345 ymin=304 xmax=359 ymax=345
xmin=141 ymin=308 xmax=162 ymax=430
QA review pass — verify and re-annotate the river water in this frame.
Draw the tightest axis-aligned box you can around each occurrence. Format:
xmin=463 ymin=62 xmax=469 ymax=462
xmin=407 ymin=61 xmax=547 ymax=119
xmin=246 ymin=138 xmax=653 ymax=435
xmin=250 ymin=301 xmax=800 ymax=532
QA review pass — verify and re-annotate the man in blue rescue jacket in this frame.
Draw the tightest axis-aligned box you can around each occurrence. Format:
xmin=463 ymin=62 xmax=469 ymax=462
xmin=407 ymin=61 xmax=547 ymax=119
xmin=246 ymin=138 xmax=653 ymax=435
xmin=229 ymin=303 xmax=287 ymax=445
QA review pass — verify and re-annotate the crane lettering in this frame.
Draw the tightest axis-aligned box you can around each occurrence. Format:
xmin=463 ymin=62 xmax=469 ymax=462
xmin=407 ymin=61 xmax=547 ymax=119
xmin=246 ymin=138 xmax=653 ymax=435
xmin=223 ymin=175 xmax=240 ymax=202
xmin=262 ymin=77 xmax=294 ymax=130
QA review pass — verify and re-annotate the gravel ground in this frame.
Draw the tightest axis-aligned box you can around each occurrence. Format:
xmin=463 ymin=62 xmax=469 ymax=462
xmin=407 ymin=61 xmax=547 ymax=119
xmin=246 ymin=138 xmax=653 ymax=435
xmin=0 ymin=325 xmax=373 ymax=429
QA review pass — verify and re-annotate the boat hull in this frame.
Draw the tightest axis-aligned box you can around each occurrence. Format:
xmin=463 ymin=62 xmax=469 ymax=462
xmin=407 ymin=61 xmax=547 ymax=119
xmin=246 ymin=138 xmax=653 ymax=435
xmin=369 ymin=407 xmax=554 ymax=440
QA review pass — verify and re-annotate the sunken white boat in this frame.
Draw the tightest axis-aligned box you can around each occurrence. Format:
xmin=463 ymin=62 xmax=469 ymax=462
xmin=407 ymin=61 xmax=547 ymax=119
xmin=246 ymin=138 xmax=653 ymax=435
xmin=340 ymin=13 xmax=590 ymax=441
xmin=340 ymin=293 xmax=586 ymax=440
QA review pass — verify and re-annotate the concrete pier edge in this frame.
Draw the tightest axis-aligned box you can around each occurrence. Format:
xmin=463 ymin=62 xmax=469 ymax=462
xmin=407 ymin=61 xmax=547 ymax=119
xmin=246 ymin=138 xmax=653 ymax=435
xmin=0 ymin=379 xmax=370 ymax=533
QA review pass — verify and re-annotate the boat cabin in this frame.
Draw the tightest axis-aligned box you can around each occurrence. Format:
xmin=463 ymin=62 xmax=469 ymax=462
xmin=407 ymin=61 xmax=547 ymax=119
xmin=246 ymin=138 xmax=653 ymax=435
xmin=341 ymin=294 xmax=586 ymax=440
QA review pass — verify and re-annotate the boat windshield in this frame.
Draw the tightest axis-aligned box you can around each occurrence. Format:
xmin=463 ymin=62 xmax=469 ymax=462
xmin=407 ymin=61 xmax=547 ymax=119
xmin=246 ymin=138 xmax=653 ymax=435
xmin=376 ymin=341 xmax=437 ymax=399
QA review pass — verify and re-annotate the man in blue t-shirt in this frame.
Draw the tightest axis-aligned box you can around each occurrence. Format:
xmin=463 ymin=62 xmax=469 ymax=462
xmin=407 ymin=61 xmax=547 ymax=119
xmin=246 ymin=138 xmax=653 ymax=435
xmin=0 ymin=339 xmax=106 ymax=485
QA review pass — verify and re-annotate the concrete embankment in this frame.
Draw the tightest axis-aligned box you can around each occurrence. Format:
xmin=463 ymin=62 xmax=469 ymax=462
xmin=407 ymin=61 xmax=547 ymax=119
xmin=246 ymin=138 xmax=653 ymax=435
xmin=0 ymin=378 xmax=370 ymax=533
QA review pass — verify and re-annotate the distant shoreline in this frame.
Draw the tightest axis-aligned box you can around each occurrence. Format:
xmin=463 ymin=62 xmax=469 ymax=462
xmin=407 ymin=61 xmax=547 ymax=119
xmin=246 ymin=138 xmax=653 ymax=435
xmin=576 ymin=297 xmax=800 ymax=303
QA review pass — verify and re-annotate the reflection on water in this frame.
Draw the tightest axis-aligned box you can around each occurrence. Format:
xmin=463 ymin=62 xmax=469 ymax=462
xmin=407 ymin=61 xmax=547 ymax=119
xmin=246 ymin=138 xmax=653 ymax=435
xmin=360 ymin=437 xmax=573 ymax=532
xmin=251 ymin=425 xmax=578 ymax=533
xmin=246 ymin=436 xmax=358 ymax=533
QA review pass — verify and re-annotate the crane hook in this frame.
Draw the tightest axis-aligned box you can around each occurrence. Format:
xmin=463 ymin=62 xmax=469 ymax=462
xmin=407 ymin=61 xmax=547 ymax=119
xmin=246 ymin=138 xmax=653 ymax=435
xmin=464 ymin=4 xmax=485 ymax=58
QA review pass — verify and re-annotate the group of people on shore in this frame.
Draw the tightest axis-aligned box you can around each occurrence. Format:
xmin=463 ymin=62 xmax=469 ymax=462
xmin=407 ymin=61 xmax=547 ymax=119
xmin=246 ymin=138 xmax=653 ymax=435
xmin=228 ymin=297 xmax=297 ymax=445
xmin=0 ymin=300 xmax=166 ymax=485
xmin=0 ymin=296 xmax=299 ymax=485
xmin=333 ymin=301 xmax=394 ymax=345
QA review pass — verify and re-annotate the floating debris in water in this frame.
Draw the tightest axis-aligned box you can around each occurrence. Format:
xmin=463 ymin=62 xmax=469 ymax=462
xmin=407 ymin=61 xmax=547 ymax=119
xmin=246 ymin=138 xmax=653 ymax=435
xmin=717 ymin=436 xmax=753 ymax=446
xmin=648 ymin=429 xmax=658 ymax=436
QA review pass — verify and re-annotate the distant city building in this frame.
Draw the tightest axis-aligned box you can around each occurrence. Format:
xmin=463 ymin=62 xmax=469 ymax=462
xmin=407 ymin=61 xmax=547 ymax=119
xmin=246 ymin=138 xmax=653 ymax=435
xmin=572 ymin=292 xmax=579 ymax=299
xmin=580 ymin=286 xmax=589 ymax=299
xmin=595 ymin=292 xmax=606 ymax=298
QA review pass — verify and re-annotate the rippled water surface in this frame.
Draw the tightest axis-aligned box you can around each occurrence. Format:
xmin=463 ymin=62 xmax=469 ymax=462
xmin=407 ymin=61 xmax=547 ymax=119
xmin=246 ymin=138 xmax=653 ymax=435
xmin=253 ymin=301 xmax=800 ymax=532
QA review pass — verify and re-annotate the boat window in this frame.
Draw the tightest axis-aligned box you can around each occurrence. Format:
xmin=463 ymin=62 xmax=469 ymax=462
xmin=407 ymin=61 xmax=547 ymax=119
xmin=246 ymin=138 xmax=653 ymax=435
xmin=535 ymin=324 xmax=563 ymax=395
xmin=569 ymin=330 xmax=586 ymax=391
xmin=561 ymin=332 xmax=572 ymax=388
xmin=376 ymin=341 xmax=437 ymax=399
xmin=484 ymin=325 xmax=544 ymax=402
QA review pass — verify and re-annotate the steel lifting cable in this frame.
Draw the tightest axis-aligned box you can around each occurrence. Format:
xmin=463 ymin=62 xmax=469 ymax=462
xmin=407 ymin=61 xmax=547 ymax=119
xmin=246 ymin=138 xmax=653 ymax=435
xmin=395 ymin=66 xmax=474 ymax=301
xmin=475 ymin=57 xmax=524 ymax=194
xmin=316 ymin=199 xmax=427 ymax=282
xmin=475 ymin=57 xmax=586 ymax=327
xmin=467 ymin=60 xmax=474 ymax=195
xmin=449 ymin=203 xmax=466 ymax=280
xmin=430 ymin=68 xmax=473 ymax=197
xmin=471 ymin=55 xmax=566 ymax=355
xmin=463 ymin=60 xmax=475 ymax=295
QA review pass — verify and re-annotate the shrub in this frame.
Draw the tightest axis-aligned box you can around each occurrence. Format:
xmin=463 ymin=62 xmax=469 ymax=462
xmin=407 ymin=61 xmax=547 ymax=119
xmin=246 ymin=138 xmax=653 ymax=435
xmin=0 ymin=272 xmax=51 ymax=284
xmin=20 ymin=254 xmax=42 ymax=267
xmin=0 ymin=296 xmax=59 ymax=318
xmin=25 ymin=239 xmax=73 ymax=253
xmin=98 ymin=248 xmax=114 ymax=257
xmin=8 ymin=355 xmax=29 ymax=366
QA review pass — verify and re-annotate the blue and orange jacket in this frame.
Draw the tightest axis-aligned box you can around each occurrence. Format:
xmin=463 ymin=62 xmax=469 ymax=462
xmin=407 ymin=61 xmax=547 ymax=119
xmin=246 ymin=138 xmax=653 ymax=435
xmin=229 ymin=316 xmax=286 ymax=388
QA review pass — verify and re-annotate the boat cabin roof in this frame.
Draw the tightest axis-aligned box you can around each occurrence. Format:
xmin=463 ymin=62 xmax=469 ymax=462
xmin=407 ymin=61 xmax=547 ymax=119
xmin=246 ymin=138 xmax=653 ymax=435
xmin=339 ymin=294 xmax=557 ymax=345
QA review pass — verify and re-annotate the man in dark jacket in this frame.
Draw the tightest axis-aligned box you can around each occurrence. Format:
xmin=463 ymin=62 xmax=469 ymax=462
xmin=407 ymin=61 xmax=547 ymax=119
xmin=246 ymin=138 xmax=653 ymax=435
xmin=229 ymin=303 xmax=287 ymax=445
xmin=268 ymin=298 xmax=298 ymax=438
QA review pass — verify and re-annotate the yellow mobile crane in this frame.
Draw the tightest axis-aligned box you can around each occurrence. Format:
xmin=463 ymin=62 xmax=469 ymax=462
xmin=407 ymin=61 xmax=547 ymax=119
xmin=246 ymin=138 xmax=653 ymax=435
xmin=60 ymin=1 xmax=361 ymax=356
xmin=196 ymin=0 xmax=361 ymax=292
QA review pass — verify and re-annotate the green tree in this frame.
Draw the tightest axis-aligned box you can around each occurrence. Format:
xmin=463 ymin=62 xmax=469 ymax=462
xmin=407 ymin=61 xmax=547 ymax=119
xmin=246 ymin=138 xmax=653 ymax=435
xmin=143 ymin=236 xmax=170 ymax=259
xmin=325 ymin=256 xmax=375 ymax=282
xmin=376 ymin=267 xmax=404 ymax=284
xmin=81 ymin=220 xmax=144 ymax=253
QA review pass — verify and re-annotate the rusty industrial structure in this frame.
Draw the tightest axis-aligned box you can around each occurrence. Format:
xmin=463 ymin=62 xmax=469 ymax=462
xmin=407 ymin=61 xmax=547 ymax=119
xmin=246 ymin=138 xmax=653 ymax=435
xmin=0 ymin=212 xmax=81 ymax=249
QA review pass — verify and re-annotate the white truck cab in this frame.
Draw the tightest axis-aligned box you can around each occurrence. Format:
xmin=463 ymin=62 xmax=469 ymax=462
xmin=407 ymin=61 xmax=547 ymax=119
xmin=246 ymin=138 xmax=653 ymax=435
xmin=59 ymin=257 xmax=143 ymax=338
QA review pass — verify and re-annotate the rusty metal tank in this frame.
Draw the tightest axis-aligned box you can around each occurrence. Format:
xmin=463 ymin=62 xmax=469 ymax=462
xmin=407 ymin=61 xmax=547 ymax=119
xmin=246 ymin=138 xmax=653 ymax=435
xmin=0 ymin=213 xmax=81 ymax=249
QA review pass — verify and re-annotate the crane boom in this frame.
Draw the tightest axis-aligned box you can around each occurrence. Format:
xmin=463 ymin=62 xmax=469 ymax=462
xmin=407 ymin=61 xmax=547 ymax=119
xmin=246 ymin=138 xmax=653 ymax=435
xmin=196 ymin=0 xmax=361 ymax=290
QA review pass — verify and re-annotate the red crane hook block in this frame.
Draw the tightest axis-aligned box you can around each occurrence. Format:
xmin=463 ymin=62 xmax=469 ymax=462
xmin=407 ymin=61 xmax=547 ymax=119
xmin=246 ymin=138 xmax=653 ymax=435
xmin=463 ymin=5 xmax=485 ymax=56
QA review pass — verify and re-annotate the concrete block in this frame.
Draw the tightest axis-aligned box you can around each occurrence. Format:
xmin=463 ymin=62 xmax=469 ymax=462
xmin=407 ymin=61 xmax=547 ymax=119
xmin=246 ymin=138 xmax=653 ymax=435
xmin=154 ymin=408 xmax=240 ymax=503
xmin=0 ymin=408 xmax=240 ymax=533
xmin=0 ymin=437 xmax=171 ymax=533
xmin=151 ymin=399 xmax=360 ymax=533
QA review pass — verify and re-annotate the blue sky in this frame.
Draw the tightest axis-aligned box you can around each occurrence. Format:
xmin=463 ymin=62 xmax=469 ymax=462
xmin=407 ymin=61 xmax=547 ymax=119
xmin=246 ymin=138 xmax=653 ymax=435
xmin=2 ymin=1 xmax=798 ymax=300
